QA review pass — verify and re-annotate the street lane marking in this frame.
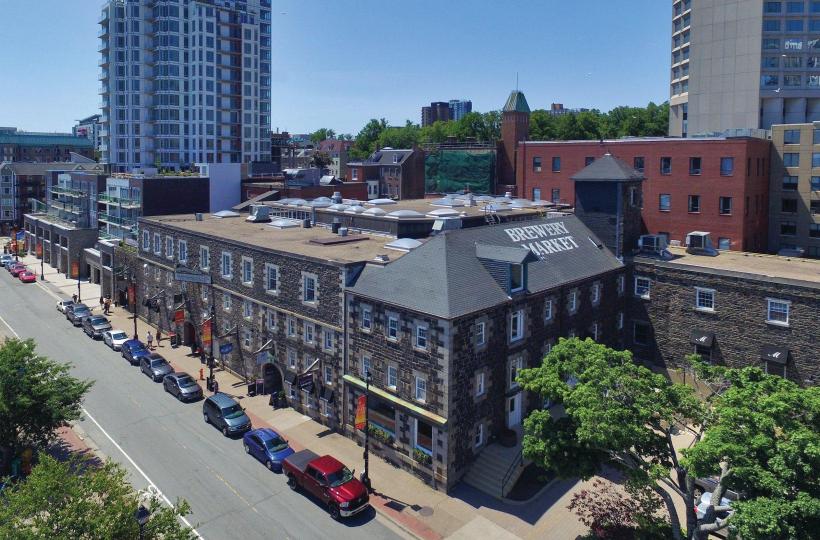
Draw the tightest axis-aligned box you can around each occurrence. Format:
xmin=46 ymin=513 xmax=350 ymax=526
xmin=0 ymin=314 xmax=19 ymax=338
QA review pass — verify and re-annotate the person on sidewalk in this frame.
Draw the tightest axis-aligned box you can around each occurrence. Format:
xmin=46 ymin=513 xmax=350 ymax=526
xmin=99 ymin=296 xmax=105 ymax=312
xmin=146 ymin=331 xmax=154 ymax=350
xmin=212 ymin=379 xmax=219 ymax=394
xmin=72 ymin=293 xmax=78 ymax=304
xmin=156 ymin=327 xmax=162 ymax=346
xmin=104 ymin=298 xmax=111 ymax=315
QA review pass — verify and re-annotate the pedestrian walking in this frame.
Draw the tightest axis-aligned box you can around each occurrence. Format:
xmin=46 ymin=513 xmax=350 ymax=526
xmin=190 ymin=338 xmax=198 ymax=357
xmin=212 ymin=379 xmax=219 ymax=394
xmin=99 ymin=296 xmax=105 ymax=311
xmin=104 ymin=298 xmax=111 ymax=315
xmin=156 ymin=327 xmax=162 ymax=346
xmin=72 ymin=293 xmax=78 ymax=304
xmin=146 ymin=330 xmax=154 ymax=350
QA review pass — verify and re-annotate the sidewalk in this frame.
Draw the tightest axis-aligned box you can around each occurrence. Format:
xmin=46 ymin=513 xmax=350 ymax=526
xmin=22 ymin=255 xmax=594 ymax=540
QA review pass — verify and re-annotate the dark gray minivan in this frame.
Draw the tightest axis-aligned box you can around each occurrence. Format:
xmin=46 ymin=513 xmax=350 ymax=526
xmin=203 ymin=393 xmax=252 ymax=437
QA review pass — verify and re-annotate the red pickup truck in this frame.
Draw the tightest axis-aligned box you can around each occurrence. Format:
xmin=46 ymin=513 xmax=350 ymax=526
xmin=283 ymin=450 xmax=369 ymax=520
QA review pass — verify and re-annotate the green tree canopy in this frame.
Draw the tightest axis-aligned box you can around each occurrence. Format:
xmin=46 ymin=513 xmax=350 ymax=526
xmin=518 ymin=338 xmax=820 ymax=540
xmin=0 ymin=454 xmax=195 ymax=539
xmin=0 ymin=339 xmax=92 ymax=457
xmin=309 ymin=128 xmax=336 ymax=145
xmin=528 ymin=102 xmax=669 ymax=141
xmin=349 ymin=118 xmax=388 ymax=160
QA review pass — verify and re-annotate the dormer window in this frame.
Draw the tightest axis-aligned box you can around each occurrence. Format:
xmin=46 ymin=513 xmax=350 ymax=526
xmin=510 ymin=263 xmax=524 ymax=292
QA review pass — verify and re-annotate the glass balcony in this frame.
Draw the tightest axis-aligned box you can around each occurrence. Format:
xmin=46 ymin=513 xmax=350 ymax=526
xmin=98 ymin=193 xmax=140 ymax=208
xmin=98 ymin=213 xmax=136 ymax=227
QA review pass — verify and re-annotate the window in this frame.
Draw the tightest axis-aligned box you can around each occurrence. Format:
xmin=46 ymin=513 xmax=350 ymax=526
xmin=415 ymin=324 xmax=428 ymax=349
xmin=813 ymin=177 xmax=820 ymax=191
xmin=287 ymin=317 xmax=296 ymax=337
xmin=659 ymin=194 xmax=671 ymax=211
xmin=787 ymin=19 xmax=804 ymax=32
xmin=811 ymin=223 xmax=820 ymax=237
xmin=324 ymin=365 xmax=333 ymax=385
xmin=415 ymin=376 xmax=427 ymax=402
xmin=361 ymin=356 xmax=371 ymax=378
xmin=719 ymin=196 xmax=732 ymax=215
xmin=242 ymin=328 xmax=252 ymax=349
xmin=287 ymin=349 xmax=297 ymax=370
xmin=532 ymin=157 xmax=542 ymax=172
xmin=476 ymin=321 xmax=485 ymax=345
xmin=304 ymin=322 xmax=314 ymax=344
xmin=568 ymin=290 xmax=578 ymax=313
xmin=718 ymin=237 xmax=731 ymax=250
xmin=633 ymin=322 xmax=650 ymax=345
xmin=153 ymin=233 xmax=161 ymax=255
xmin=510 ymin=264 xmax=524 ymax=292
xmin=178 ymin=240 xmax=187 ymax=263
xmin=660 ymin=157 xmax=672 ymax=175
xmin=241 ymin=257 xmax=253 ymax=285
xmin=221 ymin=251 xmax=232 ymax=279
xmin=323 ymin=328 xmax=333 ymax=350
xmin=783 ymin=175 xmax=799 ymax=190
xmin=814 ymin=129 xmax=820 ymax=144
xmin=591 ymin=283 xmax=601 ymax=304
xmin=688 ymin=195 xmax=701 ymax=213
xmin=634 ymin=276 xmax=651 ymax=299
xmin=782 ymin=198 xmax=798 ymax=213
xmin=142 ymin=230 xmax=150 ymax=250
xmin=788 ymin=0 xmax=804 ymax=12
xmin=320 ymin=398 xmax=331 ymax=417
xmin=242 ymin=299 xmax=252 ymax=319
xmin=695 ymin=287 xmax=715 ymax=311
xmin=767 ymin=299 xmax=790 ymax=325
xmin=262 ymin=264 xmax=279 ymax=293
xmin=509 ymin=357 xmax=522 ymax=388
xmin=544 ymin=299 xmax=553 ymax=321
xmin=551 ymin=188 xmax=560 ymax=203
xmin=510 ymin=309 xmax=524 ymax=341
xmin=474 ymin=423 xmax=484 ymax=449
xmin=361 ymin=306 xmax=372 ymax=330
xmin=784 ymin=153 xmax=800 ymax=167
xmin=764 ymin=19 xmax=782 ymax=32
xmin=617 ymin=311 xmax=624 ymax=330
xmin=781 ymin=221 xmax=797 ymax=235
xmin=633 ymin=156 xmax=645 ymax=172
xmin=591 ymin=322 xmax=599 ymax=341
xmin=617 ymin=275 xmax=625 ymax=295
xmin=689 ymin=157 xmax=702 ymax=175
xmin=475 ymin=372 xmax=485 ymax=396
xmin=720 ymin=157 xmax=734 ymax=176
xmin=551 ymin=156 xmax=561 ymax=172
xmin=200 ymin=246 xmax=210 ymax=271
xmin=387 ymin=365 xmax=398 ymax=389
xmin=303 ymin=275 xmax=316 ymax=303
xmin=763 ymin=38 xmax=780 ymax=50
xmin=165 ymin=236 xmax=174 ymax=259
xmin=222 ymin=293 xmax=232 ymax=311
xmin=383 ymin=315 xmax=398 ymax=340
xmin=266 ymin=309 xmax=276 ymax=331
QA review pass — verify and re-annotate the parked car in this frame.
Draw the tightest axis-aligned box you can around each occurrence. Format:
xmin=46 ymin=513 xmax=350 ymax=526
xmin=4 ymin=259 xmax=20 ymax=271
xmin=693 ymin=476 xmax=740 ymax=501
xmin=9 ymin=264 xmax=26 ymax=277
xmin=202 ymin=393 xmax=252 ymax=437
xmin=56 ymin=299 xmax=74 ymax=313
xmin=243 ymin=428 xmax=294 ymax=472
xmin=283 ymin=450 xmax=369 ymax=520
xmin=140 ymin=354 xmax=173 ymax=382
xmin=103 ymin=330 xmax=129 ymax=351
xmin=0 ymin=254 xmax=14 ymax=267
xmin=122 ymin=340 xmax=152 ymax=366
xmin=163 ymin=372 xmax=203 ymax=402
xmin=66 ymin=304 xmax=91 ymax=326
xmin=82 ymin=315 xmax=112 ymax=339
xmin=18 ymin=271 xmax=36 ymax=283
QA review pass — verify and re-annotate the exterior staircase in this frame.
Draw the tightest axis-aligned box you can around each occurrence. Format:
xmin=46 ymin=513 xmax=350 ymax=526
xmin=462 ymin=442 xmax=526 ymax=499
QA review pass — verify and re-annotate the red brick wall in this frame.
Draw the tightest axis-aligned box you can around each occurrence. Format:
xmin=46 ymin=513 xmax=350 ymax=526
xmin=517 ymin=138 xmax=772 ymax=252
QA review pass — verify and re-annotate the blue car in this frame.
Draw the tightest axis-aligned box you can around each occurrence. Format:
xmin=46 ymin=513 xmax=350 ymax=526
xmin=242 ymin=428 xmax=294 ymax=472
xmin=121 ymin=339 xmax=151 ymax=366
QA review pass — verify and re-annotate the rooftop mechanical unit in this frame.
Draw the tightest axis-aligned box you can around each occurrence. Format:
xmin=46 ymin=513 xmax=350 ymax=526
xmin=685 ymin=231 xmax=719 ymax=257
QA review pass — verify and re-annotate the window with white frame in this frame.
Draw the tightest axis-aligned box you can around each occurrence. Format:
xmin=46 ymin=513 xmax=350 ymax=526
xmin=415 ymin=376 xmax=427 ymax=402
xmin=142 ymin=230 xmax=150 ymax=250
xmin=221 ymin=251 xmax=232 ymax=279
xmin=266 ymin=309 xmax=276 ymax=331
xmin=178 ymin=240 xmax=187 ymax=263
xmin=387 ymin=365 xmax=398 ymax=389
xmin=200 ymin=245 xmax=209 ymax=271
xmin=320 ymin=398 xmax=331 ymax=417
xmin=242 ymin=328 xmax=252 ymax=349
xmin=241 ymin=257 xmax=253 ymax=285
xmin=617 ymin=311 xmax=624 ymax=330
xmin=476 ymin=321 xmax=485 ymax=346
xmin=634 ymin=276 xmax=651 ymax=299
xmin=153 ymin=233 xmax=161 ymax=255
xmin=475 ymin=372 xmax=485 ymax=396
xmin=361 ymin=305 xmax=372 ymax=330
xmin=591 ymin=282 xmax=601 ymax=304
xmin=568 ymin=290 xmax=578 ymax=312
xmin=766 ymin=299 xmax=790 ymax=325
xmin=361 ymin=355 xmax=371 ymax=378
xmin=324 ymin=364 xmax=332 ymax=385
xmin=288 ymin=382 xmax=297 ymax=399
xmin=510 ymin=309 xmax=524 ymax=341
xmin=474 ymin=423 xmax=484 ymax=448
xmin=415 ymin=324 xmax=428 ymax=349
xmin=222 ymin=293 xmax=232 ymax=311
xmin=201 ymin=286 xmax=209 ymax=303
xmin=592 ymin=322 xmax=599 ymax=341
xmin=695 ymin=287 xmax=715 ymax=311
xmin=242 ymin=299 xmax=252 ymax=319
xmin=303 ymin=389 xmax=314 ymax=409
xmin=323 ymin=328 xmax=333 ymax=350
xmin=287 ymin=349 xmax=297 ymax=370
xmin=617 ymin=275 xmax=625 ymax=295
xmin=509 ymin=357 xmax=522 ymax=388
xmin=304 ymin=322 xmax=314 ymax=344
xmin=165 ymin=236 xmax=174 ymax=259
xmin=166 ymin=270 xmax=173 ymax=285
xmin=153 ymin=266 xmax=160 ymax=280
xmin=387 ymin=316 xmax=399 ymax=340
xmin=287 ymin=317 xmax=296 ymax=337
xmin=264 ymin=264 xmax=278 ymax=294
xmin=302 ymin=274 xmax=316 ymax=303
xmin=544 ymin=299 xmax=553 ymax=322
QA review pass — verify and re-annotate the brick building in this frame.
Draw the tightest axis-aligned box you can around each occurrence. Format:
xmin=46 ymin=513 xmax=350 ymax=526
xmin=516 ymin=136 xmax=772 ymax=252
xmin=347 ymin=148 xmax=426 ymax=200
xmin=0 ymin=127 xmax=94 ymax=162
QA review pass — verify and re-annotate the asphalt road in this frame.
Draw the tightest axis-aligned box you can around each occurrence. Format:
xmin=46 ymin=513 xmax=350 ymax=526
xmin=0 ymin=270 xmax=404 ymax=540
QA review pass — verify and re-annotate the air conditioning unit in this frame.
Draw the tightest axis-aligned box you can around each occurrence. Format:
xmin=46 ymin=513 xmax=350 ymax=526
xmin=246 ymin=204 xmax=270 ymax=222
xmin=638 ymin=234 xmax=668 ymax=253
xmin=685 ymin=231 xmax=719 ymax=256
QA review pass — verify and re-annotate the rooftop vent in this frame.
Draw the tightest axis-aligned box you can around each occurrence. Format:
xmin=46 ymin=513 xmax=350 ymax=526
xmin=344 ymin=206 xmax=365 ymax=214
xmin=195 ymin=212 xmax=203 ymax=221
xmin=246 ymin=204 xmax=271 ymax=222
xmin=432 ymin=217 xmax=462 ymax=233
xmin=430 ymin=196 xmax=465 ymax=208
xmin=427 ymin=208 xmax=461 ymax=218
xmin=268 ymin=218 xmax=300 ymax=230
xmin=331 ymin=191 xmax=343 ymax=204
xmin=362 ymin=207 xmax=387 ymax=216
xmin=368 ymin=198 xmax=397 ymax=205
xmin=212 ymin=210 xmax=240 ymax=218
xmin=373 ymin=254 xmax=390 ymax=263
xmin=384 ymin=237 xmax=423 ymax=252
xmin=387 ymin=209 xmax=424 ymax=218
xmin=287 ymin=199 xmax=308 ymax=207
xmin=685 ymin=231 xmax=719 ymax=257
xmin=328 ymin=203 xmax=349 ymax=211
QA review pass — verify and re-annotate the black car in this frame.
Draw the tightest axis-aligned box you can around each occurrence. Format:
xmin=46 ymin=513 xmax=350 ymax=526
xmin=163 ymin=372 xmax=203 ymax=402
xmin=82 ymin=315 xmax=112 ymax=339
xmin=66 ymin=304 xmax=91 ymax=326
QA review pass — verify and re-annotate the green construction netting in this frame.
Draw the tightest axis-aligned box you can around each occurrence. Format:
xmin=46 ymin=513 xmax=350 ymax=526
xmin=425 ymin=150 xmax=495 ymax=194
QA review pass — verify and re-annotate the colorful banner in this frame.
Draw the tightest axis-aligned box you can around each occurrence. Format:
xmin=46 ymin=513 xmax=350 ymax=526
xmin=174 ymin=308 xmax=185 ymax=324
xmin=70 ymin=261 xmax=79 ymax=278
xmin=202 ymin=319 xmax=212 ymax=348
xmin=35 ymin=243 xmax=42 ymax=257
xmin=354 ymin=395 xmax=367 ymax=431
xmin=127 ymin=285 xmax=136 ymax=307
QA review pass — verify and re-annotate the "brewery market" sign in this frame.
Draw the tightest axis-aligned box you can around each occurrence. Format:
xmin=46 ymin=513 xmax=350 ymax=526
xmin=504 ymin=222 xmax=580 ymax=259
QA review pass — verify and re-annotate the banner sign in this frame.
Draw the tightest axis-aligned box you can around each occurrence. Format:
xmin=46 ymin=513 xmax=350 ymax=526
xmin=503 ymin=222 xmax=580 ymax=260
xmin=219 ymin=342 xmax=233 ymax=355
xmin=202 ymin=319 xmax=212 ymax=347
xmin=35 ymin=243 xmax=42 ymax=257
xmin=127 ymin=285 xmax=136 ymax=307
xmin=174 ymin=264 xmax=212 ymax=284
xmin=256 ymin=350 xmax=269 ymax=365
xmin=174 ymin=308 xmax=185 ymax=324
xmin=70 ymin=261 xmax=79 ymax=278
xmin=354 ymin=395 xmax=367 ymax=431
xmin=298 ymin=372 xmax=314 ymax=391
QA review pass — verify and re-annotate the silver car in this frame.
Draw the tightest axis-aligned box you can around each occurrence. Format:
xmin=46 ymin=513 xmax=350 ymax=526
xmin=140 ymin=354 xmax=174 ymax=382
xmin=56 ymin=299 xmax=74 ymax=313
xmin=163 ymin=372 xmax=203 ymax=402
xmin=103 ymin=330 xmax=130 ymax=351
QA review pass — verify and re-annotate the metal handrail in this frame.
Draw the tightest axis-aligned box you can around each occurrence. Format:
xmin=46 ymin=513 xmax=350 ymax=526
xmin=501 ymin=449 xmax=524 ymax=496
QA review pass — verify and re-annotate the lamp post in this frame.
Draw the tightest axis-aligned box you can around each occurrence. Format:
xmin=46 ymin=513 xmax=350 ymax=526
xmin=207 ymin=282 xmax=217 ymax=391
xmin=76 ymin=262 xmax=81 ymax=303
xmin=361 ymin=370 xmax=373 ymax=492
xmin=134 ymin=504 xmax=150 ymax=540
xmin=39 ymin=243 xmax=44 ymax=281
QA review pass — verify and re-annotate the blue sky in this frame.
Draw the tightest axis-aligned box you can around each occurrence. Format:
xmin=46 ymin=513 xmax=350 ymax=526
xmin=0 ymin=0 xmax=670 ymax=136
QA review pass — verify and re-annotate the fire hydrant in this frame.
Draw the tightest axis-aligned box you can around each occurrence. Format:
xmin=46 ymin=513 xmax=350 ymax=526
xmin=199 ymin=368 xmax=204 ymax=381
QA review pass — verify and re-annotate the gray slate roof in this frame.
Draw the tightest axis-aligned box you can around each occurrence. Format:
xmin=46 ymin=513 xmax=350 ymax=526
xmin=571 ymin=153 xmax=645 ymax=182
xmin=349 ymin=215 xmax=623 ymax=319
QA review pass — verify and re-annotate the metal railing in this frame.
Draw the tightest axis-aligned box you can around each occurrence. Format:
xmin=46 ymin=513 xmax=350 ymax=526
xmin=500 ymin=450 xmax=524 ymax=497
xmin=98 ymin=213 xmax=135 ymax=227
xmin=98 ymin=193 xmax=140 ymax=207
xmin=50 ymin=186 xmax=87 ymax=198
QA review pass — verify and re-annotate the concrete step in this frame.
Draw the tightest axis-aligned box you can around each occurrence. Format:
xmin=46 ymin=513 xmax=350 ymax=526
xmin=462 ymin=442 xmax=522 ymax=498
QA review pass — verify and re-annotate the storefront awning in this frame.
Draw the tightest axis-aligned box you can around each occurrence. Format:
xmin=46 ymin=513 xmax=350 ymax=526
xmin=343 ymin=374 xmax=448 ymax=427
xmin=690 ymin=329 xmax=715 ymax=348
xmin=761 ymin=345 xmax=789 ymax=365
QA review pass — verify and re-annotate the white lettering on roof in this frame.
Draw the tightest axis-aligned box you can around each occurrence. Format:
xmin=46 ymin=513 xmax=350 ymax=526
xmin=505 ymin=222 xmax=578 ymax=260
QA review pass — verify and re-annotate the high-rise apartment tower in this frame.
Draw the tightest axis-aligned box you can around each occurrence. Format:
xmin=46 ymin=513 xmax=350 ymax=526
xmin=99 ymin=0 xmax=272 ymax=171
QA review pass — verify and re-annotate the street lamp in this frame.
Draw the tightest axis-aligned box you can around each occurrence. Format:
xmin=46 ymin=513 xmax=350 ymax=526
xmin=134 ymin=504 xmax=150 ymax=540
xmin=360 ymin=370 xmax=373 ymax=492
xmin=39 ymin=243 xmax=45 ymax=281
xmin=207 ymin=282 xmax=217 ymax=391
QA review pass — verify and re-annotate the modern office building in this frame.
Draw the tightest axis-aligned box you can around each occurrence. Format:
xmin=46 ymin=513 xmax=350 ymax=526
xmin=0 ymin=127 xmax=95 ymax=163
xmin=98 ymin=0 xmax=272 ymax=171
xmin=421 ymin=102 xmax=451 ymax=127
xmin=73 ymin=114 xmax=104 ymax=154
xmin=669 ymin=0 xmax=820 ymax=137
xmin=769 ymin=123 xmax=820 ymax=257
xmin=448 ymin=99 xmax=472 ymax=121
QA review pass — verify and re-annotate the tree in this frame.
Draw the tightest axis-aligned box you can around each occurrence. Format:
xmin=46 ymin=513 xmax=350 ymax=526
xmin=0 ymin=339 xmax=92 ymax=459
xmin=0 ymin=454 xmax=195 ymax=539
xmin=517 ymin=338 xmax=820 ymax=540
xmin=311 ymin=151 xmax=332 ymax=170
xmin=309 ymin=128 xmax=336 ymax=145
xmin=349 ymin=118 xmax=388 ymax=160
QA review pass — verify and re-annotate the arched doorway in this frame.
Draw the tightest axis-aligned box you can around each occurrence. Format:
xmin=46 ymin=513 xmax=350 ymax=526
xmin=183 ymin=321 xmax=196 ymax=346
xmin=262 ymin=363 xmax=283 ymax=396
